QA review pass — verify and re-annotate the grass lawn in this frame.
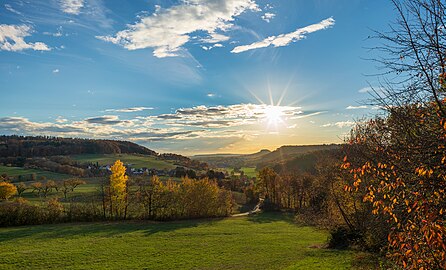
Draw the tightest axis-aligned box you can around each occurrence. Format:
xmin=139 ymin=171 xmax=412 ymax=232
xmin=241 ymin=167 xmax=257 ymax=178
xmin=71 ymin=154 xmax=176 ymax=170
xmin=0 ymin=213 xmax=365 ymax=270
xmin=0 ymin=166 xmax=71 ymax=181
xmin=18 ymin=183 xmax=100 ymax=202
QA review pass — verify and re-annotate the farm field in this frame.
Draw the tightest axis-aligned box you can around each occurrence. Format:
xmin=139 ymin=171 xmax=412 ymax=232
xmin=0 ymin=166 xmax=71 ymax=181
xmin=240 ymin=167 xmax=257 ymax=178
xmin=71 ymin=154 xmax=177 ymax=169
xmin=0 ymin=213 xmax=368 ymax=270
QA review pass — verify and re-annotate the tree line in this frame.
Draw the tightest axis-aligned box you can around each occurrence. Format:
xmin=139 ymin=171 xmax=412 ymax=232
xmin=0 ymin=160 xmax=233 ymax=226
xmin=0 ymin=135 xmax=157 ymax=157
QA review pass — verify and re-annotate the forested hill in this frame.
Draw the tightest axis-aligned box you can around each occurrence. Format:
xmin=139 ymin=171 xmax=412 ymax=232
xmin=0 ymin=135 xmax=157 ymax=157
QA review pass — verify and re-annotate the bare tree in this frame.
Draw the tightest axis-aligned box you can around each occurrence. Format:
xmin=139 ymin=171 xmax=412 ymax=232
xmin=372 ymin=0 xmax=446 ymax=116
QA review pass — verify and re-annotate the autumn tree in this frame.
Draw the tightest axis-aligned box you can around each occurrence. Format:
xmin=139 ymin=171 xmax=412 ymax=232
xmin=257 ymin=168 xmax=278 ymax=207
xmin=30 ymin=182 xmax=43 ymax=197
xmin=341 ymin=0 xmax=446 ymax=267
xmin=343 ymin=103 xmax=446 ymax=268
xmin=109 ymin=160 xmax=129 ymax=219
xmin=41 ymin=180 xmax=57 ymax=197
xmin=15 ymin=182 xmax=28 ymax=197
xmin=0 ymin=182 xmax=17 ymax=201
xmin=60 ymin=179 xmax=87 ymax=199
xmin=135 ymin=175 xmax=164 ymax=219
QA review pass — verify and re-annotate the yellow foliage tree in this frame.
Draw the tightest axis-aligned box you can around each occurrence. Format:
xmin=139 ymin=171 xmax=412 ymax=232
xmin=109 ymin=160 xmax=128 ymax=218
xmin=0 ymin=182 xmax=17 ymax=201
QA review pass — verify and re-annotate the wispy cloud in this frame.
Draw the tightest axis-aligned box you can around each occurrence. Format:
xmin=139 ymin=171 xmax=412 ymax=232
xmin=0 ymin=103 xmax=336 ymax=152
xmin=60 ymin=0 xmax=85 ymax=15
xmin=0 ymin=24 xmax=50 ymax=52
xmin=84 ymin=115 xmax=128 ymax=125
xmin=346 ymin=105 xmax=367 ymax=110
xmin=155 ymin=104 xmax=303 ymax=128
xmin=322 ymin=121 xmax=355 ymax=128
xmin=97 ymin=0 xmax=260 ymax=57
xmin=231 ymin=17 xmax=335 ymax=54
xmin=4 ymin=4 xmax=22 ymax=15
xmin=105 ymin=107 xmax=154 ymax=113
xmin=358 ymin=86 xmax=384 ymax=94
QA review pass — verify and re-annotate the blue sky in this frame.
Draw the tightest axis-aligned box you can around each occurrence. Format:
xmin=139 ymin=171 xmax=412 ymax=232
xmin=0 ymin=0 xmax=395 ymax=154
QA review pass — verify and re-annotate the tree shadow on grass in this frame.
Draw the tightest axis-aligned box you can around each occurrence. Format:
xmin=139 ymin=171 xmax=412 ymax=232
xmin=247 ymin=211 xmax=295 ymax=224
xmin=0 ymin=218 xmax=225 ymax=242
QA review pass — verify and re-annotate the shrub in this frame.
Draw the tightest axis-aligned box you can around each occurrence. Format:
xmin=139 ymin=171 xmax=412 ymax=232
xmin=0 ymin=182 xmax=17 ymax=201
xmin=328 ymin=226 xmax=362 ymax=249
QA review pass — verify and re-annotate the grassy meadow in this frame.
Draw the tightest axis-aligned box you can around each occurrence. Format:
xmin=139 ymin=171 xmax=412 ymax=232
xmin=71 ymin=154 xmax=176 ymax=169
xmin=0 ymin=213 xmax=370 ymax=270
xmin=0 ymin=166 xmax=71 ymax=181
xmin=240 ymin=167 xmax=257 ymax=178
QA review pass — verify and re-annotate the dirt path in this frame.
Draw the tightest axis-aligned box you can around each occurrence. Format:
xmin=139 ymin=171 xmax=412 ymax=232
xmin=231 ymin=198 xmax=264 ymax=217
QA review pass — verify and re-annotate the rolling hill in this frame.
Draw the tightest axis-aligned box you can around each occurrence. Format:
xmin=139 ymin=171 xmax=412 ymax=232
xmin=0 ymin=136 xmax=207 ymax=180
xmin=192 ymin=145 xmax=339 ymax=169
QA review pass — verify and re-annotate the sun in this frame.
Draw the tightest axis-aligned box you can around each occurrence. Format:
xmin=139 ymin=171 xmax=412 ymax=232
xmin=264 ymin=105 xmax=285 ymax=126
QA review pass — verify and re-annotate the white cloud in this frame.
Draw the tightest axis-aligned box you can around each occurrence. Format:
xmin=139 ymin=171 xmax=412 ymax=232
xmin=105 ymin=107 xmax=154 ymax=113
xmin=358 ymin=86 xmax=385 ymax=94
xmin=55 ymin=116 xmax=68 ymax=123
xmin=201 ymin=43 xmax=224 ymax=50
xmin=53 ymin=69 xmax=60 ymax=73
xmin=261 ymin=12 xmax=275 ymax=23
xmin=322 ymin=121 xmax=355 ymax=128
xmin=346 ymin=105 xmax=367 ymax=110
xmin=0 ymin=115 xmax=243 ymax=143
xmin=0 ymin=24 xmax=51 ymax=52
xmin=97 ymin=0 xmax=260 ymax=58
xmin=60 ymin=0 xmax=85 ymax=15
xmin=155 ymin=103 xmax=302 ymax=128
xmin=207 ymin=93 xmax=216 ymax=97
xmin=231 ymin=17 xmax=335 ymax=54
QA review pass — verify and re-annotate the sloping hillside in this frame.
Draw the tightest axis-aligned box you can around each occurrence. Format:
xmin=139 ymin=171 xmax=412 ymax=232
xmin=254 ymin=145 xmax=339 ymax=167
xmin=0 ymin=135 xmax=157 ymax=157
xmin=193 ymin=145 xmax=339 ymax=168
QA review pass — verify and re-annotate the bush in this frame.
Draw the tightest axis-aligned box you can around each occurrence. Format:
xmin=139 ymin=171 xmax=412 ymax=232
xmin=0 ymin=199 xmax=44 ymax=226
xmin=328 ymin=226 xmax=362 ymax=249
xmin=0 ymin=182 xmax=17 ymax=201
xmin=65 ymin=202 xmax=104 ymax=222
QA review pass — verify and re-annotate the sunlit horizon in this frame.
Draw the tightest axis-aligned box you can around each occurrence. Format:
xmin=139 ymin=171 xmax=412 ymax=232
xmin=0 ymin=0 xmax=395 ymax=155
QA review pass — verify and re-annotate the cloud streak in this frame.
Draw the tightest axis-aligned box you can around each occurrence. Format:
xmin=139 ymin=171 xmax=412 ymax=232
xmin=156 ymin=104 xmax=303 ymax=128
xmin=231 ymin=17 xmax=335 ymax=54
xmin=60 ymin=0 xmax=85 ymax=15
xmin=105 ymin=107 xmax=154 ymax=113
xmin=322 ymin=121 xmax=355 ymax=128
xmin=346 ymin=105 xmax=367 ymax=110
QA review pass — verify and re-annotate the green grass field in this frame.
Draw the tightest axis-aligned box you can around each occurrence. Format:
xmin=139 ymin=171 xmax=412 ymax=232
xmin=0 ymin=166 xmax=71 ymax=181
xmin=0 ymin=213 xmax=365 ymax=270
xmin=71 ymin=154 xmax=176 ymax=169
xmin=241 ymin=167 xmax=257 ymax=178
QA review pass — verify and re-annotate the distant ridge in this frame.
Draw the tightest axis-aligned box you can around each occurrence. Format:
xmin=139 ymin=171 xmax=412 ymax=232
xmin=192 ymin=144 xmax=339 ymax=168
xmin=0 ymin=135 xmax=157 ymax=158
